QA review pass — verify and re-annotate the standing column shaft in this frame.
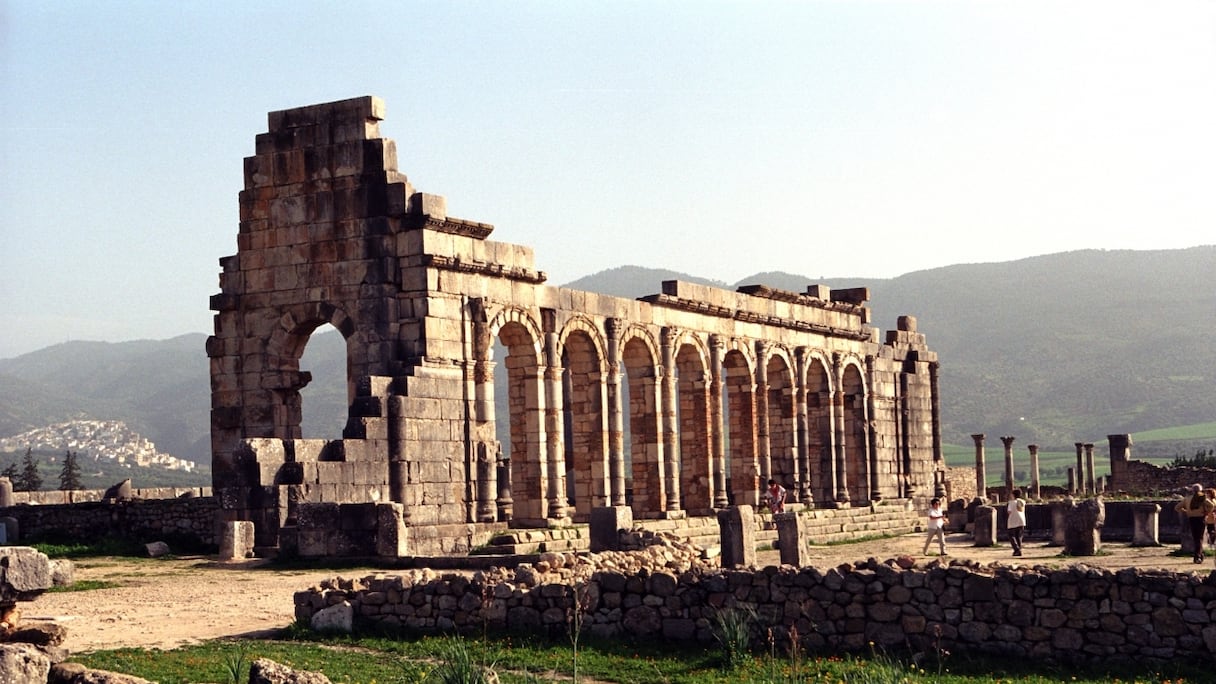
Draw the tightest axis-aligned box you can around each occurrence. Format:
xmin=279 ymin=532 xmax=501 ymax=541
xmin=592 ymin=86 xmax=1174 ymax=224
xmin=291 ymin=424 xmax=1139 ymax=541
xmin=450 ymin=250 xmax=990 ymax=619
xmin=754 ymin=341 xmax=771 ymax=487
xmin=1027 ymin=444 xmax=1041 ymax=501
xmin=1000 ymin=435 xmax=1015 ymax=501
xmin=971 ymin=433 xmax=987 ymax=502
xmin=1084 ymin=443 xmax=1096 ymax=494
xmin=833 ymin=389 xmax=849 ymax=504
xmin=543 ymin=326 xmax=566 ymax=520
xmin=794 ymin=347 xmax=813 ymax=505
xmin=1074 ymin=443 xmax=1085 ymax=495
xmin=606 ymin=319 xmax=626 ymax=507
xmin=930 ymin=362 xmax=946 ymax=498
xmin=660 ymin=327 xmax=680 ymax=513
xmin=709 ymin=335 xmax=728 ymax=508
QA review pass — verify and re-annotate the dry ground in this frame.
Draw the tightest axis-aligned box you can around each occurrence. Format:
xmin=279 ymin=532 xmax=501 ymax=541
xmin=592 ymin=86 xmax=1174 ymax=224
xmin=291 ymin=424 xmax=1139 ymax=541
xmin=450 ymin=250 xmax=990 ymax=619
xmin=28 ymin=531 xmax=1215 ymax=654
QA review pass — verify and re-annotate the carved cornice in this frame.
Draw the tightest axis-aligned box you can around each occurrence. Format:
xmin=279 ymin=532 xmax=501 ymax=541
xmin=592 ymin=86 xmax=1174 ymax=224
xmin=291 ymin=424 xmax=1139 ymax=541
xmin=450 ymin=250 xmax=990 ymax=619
xmin=405 ymin=215 xmax=495 ymax=239
xmin=642 ymin=293 xmax=871 ymax=341
xmin=423 ymin=255 xmax=547 ymax=284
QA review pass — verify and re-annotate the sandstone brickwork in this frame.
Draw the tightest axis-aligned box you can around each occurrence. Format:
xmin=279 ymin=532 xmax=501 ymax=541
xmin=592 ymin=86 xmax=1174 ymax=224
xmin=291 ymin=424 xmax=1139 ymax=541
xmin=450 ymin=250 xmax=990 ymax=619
xmin=209 ymin=96 xmax=945 ymax=556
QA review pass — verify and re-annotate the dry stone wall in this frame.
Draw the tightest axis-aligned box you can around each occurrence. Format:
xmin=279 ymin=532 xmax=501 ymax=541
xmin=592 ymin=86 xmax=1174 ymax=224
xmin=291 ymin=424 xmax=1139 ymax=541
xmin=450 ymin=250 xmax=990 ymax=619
xmin=0 ymin=497 xmax=220 ymax=547
xmin=296 ymin=551 xmax=1216 ymax=665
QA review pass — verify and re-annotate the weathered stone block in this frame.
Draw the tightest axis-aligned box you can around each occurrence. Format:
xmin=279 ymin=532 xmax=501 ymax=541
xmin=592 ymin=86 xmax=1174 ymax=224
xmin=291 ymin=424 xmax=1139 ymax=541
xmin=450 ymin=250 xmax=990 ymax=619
xmin=718 ymin=505 xmax=756 ymax=568
xmin=590 ymin=506 xmax=632 ymax=553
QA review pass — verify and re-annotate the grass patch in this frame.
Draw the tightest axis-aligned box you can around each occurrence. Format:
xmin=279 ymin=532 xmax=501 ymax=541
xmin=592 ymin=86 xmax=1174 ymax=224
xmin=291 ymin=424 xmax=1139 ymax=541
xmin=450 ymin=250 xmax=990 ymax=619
xmin=32 ymin=536 xmax=147 ymax=559
xmin=46 ymin=579 xmax=121 ymax=593
xmin=73 ymin=629 xmax=1216 ymax=684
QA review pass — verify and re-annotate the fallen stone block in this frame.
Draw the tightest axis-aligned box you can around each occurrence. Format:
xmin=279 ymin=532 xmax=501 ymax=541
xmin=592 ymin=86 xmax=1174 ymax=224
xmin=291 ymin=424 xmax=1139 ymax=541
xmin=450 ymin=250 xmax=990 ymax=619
xmin=50 ymin=661 xmax=155 ymax=683
xmin=310 ymin=601 xmax=353 ymax=634
xmin=249 ymin=657 xmax=333 ymax=684
xmin=145 ymin=541 xmax=171 ymax=558
xmin=0 ymin=643 xmax=49 ymax=684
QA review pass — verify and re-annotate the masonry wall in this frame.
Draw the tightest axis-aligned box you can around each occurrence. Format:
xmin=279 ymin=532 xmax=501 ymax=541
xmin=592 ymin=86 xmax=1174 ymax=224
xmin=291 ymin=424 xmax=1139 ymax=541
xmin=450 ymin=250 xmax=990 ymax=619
xmin=0 ymin=496 xmax=220 ymax=547
xmin=296 ymin=559 xmax=1216 ymax=664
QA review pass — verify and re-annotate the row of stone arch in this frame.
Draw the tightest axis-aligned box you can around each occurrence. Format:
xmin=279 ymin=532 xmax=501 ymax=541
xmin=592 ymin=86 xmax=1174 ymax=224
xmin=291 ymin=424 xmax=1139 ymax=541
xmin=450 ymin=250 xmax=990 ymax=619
xmin=477 ymin=303 xmax=876 ymax=523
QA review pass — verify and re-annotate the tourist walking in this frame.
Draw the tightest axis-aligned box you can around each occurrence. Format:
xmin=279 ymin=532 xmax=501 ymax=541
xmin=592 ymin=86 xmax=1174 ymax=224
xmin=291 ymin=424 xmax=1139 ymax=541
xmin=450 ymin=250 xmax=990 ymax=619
xmin=1174 ymin=483 xmax=1214 ymax=563
xmin=1006 ymin=488 xmax=1027 ymax=557
xmin=922 ymin=497 xmax=947 ymax=556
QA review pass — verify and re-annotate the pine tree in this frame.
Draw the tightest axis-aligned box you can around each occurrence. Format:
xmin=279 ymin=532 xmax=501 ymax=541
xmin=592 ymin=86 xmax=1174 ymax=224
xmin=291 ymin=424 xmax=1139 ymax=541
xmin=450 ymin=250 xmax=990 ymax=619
xmin=0 ymin=462 xmax=16 ymax=483
xmin=16 ymin=447 xmax=42 ymax=492
xmin=58 ymin=449 xmax=82 ymax=491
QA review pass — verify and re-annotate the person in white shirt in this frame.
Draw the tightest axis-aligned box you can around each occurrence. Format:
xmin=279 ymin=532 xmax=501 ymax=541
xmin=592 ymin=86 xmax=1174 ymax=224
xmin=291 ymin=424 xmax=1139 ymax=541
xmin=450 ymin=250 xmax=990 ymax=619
xmin=922 ymin=497 xmax=946 ymax=556
xmin=1007 ymin=488 xmax=1027 ymax=557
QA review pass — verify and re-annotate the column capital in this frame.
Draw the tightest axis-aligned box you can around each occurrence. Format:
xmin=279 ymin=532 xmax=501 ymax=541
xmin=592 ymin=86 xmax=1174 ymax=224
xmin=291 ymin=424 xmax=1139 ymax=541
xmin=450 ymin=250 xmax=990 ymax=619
xmin=970 ymin=433 xmax=986 ymax=445
xmin=1000 ymin=435 xmax=1015 ymax=448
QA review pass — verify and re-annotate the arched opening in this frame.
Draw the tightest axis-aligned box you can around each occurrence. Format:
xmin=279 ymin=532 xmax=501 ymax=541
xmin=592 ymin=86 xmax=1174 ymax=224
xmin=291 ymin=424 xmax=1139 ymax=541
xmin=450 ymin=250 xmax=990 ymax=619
xmin=561 ymin=330 xmax=607 ymax=520
xmin=766 ymin=353 xmax=796 ymax=495
xmin=843 ymin=364 xmax=868 ymax=504
xmin=676 ymin=342 xmax=712 ymax=513
xmin=622 ymin=336 xmax=662 ymax=515
xmin=723 ymin=349 xmax=757 ymax=506
xmin=493 ymin=321 xmax=546 ymax=523
xmin=298 ymin=323 xmax=351 ymax=439
xmin=806 ymin=357 xmax=834 ymax=504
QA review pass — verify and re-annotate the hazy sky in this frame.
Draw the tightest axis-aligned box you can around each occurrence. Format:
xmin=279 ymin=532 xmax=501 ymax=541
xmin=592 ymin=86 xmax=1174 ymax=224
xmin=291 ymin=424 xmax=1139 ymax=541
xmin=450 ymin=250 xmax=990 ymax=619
xmin=3 ymin=1 xmax=1214 ymax=359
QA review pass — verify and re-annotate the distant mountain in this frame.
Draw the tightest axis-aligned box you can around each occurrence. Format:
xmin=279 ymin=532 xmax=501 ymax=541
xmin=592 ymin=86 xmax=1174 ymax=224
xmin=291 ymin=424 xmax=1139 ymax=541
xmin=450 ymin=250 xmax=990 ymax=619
xmin=0 ymin=247 xmax=1212 ymax=467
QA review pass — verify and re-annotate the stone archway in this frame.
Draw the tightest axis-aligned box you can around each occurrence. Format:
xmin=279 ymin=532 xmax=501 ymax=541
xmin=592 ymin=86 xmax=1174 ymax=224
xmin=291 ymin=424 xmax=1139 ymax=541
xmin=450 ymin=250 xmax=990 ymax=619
xmin=561 ymin=327 xmax=608 ymax=519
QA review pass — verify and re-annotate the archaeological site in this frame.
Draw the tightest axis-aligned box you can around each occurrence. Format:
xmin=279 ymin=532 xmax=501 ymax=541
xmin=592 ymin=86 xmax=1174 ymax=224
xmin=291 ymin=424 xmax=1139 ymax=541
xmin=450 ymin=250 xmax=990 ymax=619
xmin=206 ymin=96 xmax=945 ymax=557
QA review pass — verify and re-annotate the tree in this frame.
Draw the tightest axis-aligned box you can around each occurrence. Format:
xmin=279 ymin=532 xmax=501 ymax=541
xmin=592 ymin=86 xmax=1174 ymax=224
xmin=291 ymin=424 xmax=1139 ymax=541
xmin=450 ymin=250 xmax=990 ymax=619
xmin=58 ymin=449 xmax=82 ymax=491
xmin=15 ymin=447 xmax=42 ymax=492
xmin=0 ymin=462 xmax=16 ymax=483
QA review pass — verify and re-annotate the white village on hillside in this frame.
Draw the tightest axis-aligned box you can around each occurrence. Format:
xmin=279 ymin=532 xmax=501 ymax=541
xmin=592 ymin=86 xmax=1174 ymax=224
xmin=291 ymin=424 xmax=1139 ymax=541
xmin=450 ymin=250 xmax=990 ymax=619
xmin=0 ymin=419 xmax=197 ymax=473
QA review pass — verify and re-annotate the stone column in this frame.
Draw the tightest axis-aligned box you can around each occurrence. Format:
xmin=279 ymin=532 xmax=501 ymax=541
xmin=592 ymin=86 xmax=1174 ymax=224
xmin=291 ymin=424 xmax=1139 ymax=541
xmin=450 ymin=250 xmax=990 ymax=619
xmin=754 ymin=341 xmax=771 ymax=487
xmin=1000 ymin=435 xmax=1015 ymax=501
xmin=542 ymin=317 xmax=567 ymax=521
xmin=470 ymin=298 xmax=497 ymax=522
xmin=1074 ymin=442 xmax=1085 ymax=495
xmin=0 ymin=478 xmax=12 ymax=508
xmin=774 ymin=511 xmax=809 ymax=566
xmin=709 ymin=334 xmax=728 ymax=508
xmin=1027 ymin=444 xmax=1041 ymax=501
xmin=971 ymin=434 xmax=987 ymax=503
xmin=717 ymin=505 xmax=756 ymax=568
xmin=1083 ymin=443 xmax=1096 ymax=496
xmin=930 ymin=362 xmax=946 ymax=498
xmin=865 ymin=355 xmax=881 ymax=501
xmin=495 ymin=444 xmax=513 ymax=521
xmin=793 ymin=347 xmax=813 ymax=505
xmin=833 ymin=390 xmax=849 ymax=505
xmin=606 ymin=319 xmax=626 ymax=507
xmin=660 ymin=327 xmax=681 ymax=514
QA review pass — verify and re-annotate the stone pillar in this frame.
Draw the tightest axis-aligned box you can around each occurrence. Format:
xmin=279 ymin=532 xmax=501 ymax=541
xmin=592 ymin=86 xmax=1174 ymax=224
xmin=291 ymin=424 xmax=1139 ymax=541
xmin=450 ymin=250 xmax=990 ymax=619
xmin=754 ymin=341 xmax=771 ymax=487
xmin=475 ymin=442 xmax=497 ymax=523
xmin=471 ymin=298 xmax=497 ymax=522
xmin=0 ymin=478 xmax=12 ymax=508
xmin=709 ymin=334 xmax=728 ymax=508
xmin=1130 ymin=502 xmax=1160 ymax=547
xmin=1108 ymin=433 xmax=1132 ymax=491
xmin=1063 ymin=497 xmax=1104 ymax=556
xmin=375 ymin=503 xmax=408 ymax=558
xmin=1083 ymin=443 xmax=1096 ymax=497
xmin=930 ymin=363 xmax=946 ymax=498
xmin=1074 ymin=442 xmax=1085 ymax=495
xmin=660 ymin=328 xmax=681 ymax=514
xmin=865 ymin=355 xmax=881 ymax=501
xmin=495 ymin=445 xmax=513 ymax=521
xmin=589 ymin=505 xmax=632 ymax=553
xmin=971 ymin=434 xmax=987 ymax=503
xmin=219 ymin=520 xmax=256 ymax=561
xmin=1066 ymin=468 xmax=1075 ymax=496
xmin=973 ymin=505 xmax=996 ymax=547
xmin=774 ymin=511 xmax=809 ymax=566
xmin=718 ymin=505 xmax=756 ymax=568
xmin=1049 ymin=500 xmax=1070 ymax=546
xmin=1027 ymin=444 xmax=1040 ymax=501
xmin=793 ymin=347 xmax=813 ymax=505
xmin=606 ymin=319 xmax=626 ymax=507
xmin=1000 ymin=435 xmax=1015 ymax=501
xmin=542 ymin=319 xmax=567 ymax=521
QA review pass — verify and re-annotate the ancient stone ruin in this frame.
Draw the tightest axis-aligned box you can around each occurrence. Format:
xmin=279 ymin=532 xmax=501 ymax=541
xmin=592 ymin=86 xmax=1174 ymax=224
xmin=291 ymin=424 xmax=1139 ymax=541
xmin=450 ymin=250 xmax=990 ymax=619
xmin=209 ymin=96 xmax=944 ymax=556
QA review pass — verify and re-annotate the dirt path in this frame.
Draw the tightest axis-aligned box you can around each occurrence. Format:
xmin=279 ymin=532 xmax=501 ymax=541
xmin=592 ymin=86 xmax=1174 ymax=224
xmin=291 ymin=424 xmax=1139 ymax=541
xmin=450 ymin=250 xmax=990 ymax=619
xmin=29 ymin=533 xmax=1215 ymax=654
